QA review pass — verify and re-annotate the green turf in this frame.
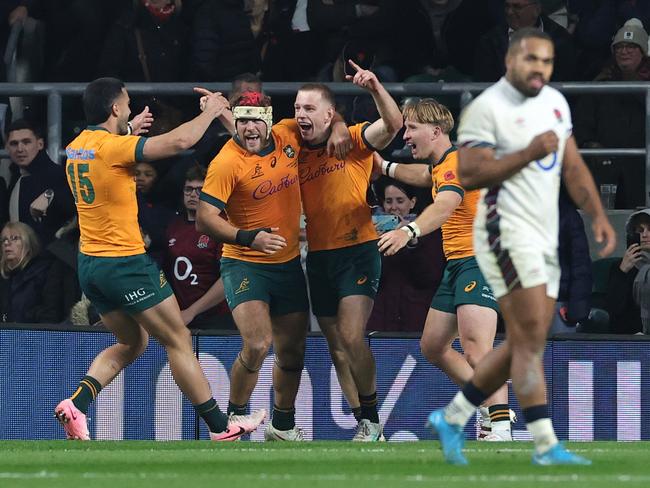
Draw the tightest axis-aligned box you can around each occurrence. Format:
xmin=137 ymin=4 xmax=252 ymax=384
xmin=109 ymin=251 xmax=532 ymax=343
xmin=0 ymin=441 xmax=648 ymax=488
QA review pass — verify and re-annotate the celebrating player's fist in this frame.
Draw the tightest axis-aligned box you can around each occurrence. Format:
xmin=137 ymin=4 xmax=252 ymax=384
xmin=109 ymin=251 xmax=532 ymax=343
xmin=525 ymin=130 xmax=559 ymax=161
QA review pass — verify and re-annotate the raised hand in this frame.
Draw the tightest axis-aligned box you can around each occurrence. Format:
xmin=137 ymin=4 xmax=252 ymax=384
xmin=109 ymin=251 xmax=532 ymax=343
xmin=194 ymin=87 xmax=230 ymax=117
xmin=130 ymin=105 xmax=154 ymax=135
xmin=345 ymin=59 xmax=381 ymax=93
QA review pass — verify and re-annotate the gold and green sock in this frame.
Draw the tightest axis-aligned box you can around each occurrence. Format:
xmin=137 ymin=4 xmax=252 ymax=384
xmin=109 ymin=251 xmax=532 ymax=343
xmin=70 ymin=375 xmax=102 ymax=414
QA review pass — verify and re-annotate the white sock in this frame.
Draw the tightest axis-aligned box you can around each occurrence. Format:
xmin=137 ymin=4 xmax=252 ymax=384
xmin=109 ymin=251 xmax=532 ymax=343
xmin=444 ymin=391 xmax=477 ymax=427
xmin=527 ymin=418 xmax=558 ymax=454
xmin=491 ymin=420 xmax=511 ymax=434
xmin=479 ymin=406 xmax=491 ymax=428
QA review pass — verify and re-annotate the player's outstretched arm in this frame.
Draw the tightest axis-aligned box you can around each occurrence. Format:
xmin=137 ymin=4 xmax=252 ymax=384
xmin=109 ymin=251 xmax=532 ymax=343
xmin=142 ymin=89 xmax=229 ymax=161
xmin=373 ymin=153 xmax=431 ymax=188
xmin=196 ymin=201 xmax=287 ymax=255
xmin=562 ymin=135 xmax=616 ymax=257
xmin=458 ymin=130 xmax=559 ymax=190
xmin=378 ymin=191 xmax=461 ymax=256
xmin=346 ymin=60 xmax=402 ymax=150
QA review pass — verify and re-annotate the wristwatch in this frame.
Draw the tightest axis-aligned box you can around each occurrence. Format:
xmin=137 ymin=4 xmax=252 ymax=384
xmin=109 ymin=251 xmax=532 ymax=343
xmin=44 ymin=188 xmax=54 ymax=204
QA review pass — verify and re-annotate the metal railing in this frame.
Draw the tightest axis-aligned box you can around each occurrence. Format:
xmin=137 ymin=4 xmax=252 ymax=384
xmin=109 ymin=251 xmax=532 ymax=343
xmin=0 ymin=81 xmax=649 ymax=204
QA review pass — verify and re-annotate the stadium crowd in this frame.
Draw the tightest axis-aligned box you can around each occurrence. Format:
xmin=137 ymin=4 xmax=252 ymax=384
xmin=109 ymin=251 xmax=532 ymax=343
xmin=1 ymin=0 xmax=649 ymax=338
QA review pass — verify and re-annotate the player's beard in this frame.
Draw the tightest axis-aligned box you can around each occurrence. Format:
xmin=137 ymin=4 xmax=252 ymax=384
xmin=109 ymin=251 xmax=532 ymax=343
xmin=512 ymin=72 xmax=546 ymax=98
xmin=118 ymin=117 xmax=129 ymax=136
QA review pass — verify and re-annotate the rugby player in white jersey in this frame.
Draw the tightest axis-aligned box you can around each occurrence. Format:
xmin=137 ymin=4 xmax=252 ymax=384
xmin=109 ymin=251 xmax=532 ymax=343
xmin=427 ymin=27 xmax=616 ymax=465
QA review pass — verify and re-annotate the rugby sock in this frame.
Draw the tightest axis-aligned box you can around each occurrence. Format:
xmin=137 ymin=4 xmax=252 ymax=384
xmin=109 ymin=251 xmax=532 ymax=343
xmin=489 ymin=404 xmax=512 ymax=434
xmin=271 ymin=405 xmax=296 ymax=431
xmin=352 ymin=406 xmax=363 ymax=423
xmin=523 ymin=404 xmax=558 ymax=454
xmin=70 ymin=375 xmax=102 ymax=414
xmin=195 ymin=398 xmax=229 ymax=433
xmin=359 ymin=392 xmax=380 ymax=423
xmin=227 ymin=401 xmax=247 ymax=416
xmin=444 ymin=382 xmax=487 ymax=427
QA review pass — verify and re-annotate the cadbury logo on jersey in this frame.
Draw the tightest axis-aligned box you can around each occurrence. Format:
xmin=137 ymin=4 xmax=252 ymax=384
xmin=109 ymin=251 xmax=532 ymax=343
xmin=253 ymin=174 xmax=298 ymax=200
xmin=197 ymin=235 xmax=210 ymax=249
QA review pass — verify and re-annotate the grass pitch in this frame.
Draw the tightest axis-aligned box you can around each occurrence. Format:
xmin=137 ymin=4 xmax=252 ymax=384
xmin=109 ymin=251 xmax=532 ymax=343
xmin=0 ymin=441 xmax=648 ymax=488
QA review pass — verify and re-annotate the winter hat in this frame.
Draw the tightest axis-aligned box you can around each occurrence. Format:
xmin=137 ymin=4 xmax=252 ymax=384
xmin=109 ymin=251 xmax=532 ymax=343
xmin=612 ymin=18 xmax=649 ymax=56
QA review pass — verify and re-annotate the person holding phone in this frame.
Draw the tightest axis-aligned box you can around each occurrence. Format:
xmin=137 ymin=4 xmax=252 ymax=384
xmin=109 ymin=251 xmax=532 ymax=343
xmin=376 ymin=98 xmax=514 ymax=442
xmin=367 ymin=178 xmax=445 ymax=333
xmin=605 ymin=208 xmax=650 ymax=334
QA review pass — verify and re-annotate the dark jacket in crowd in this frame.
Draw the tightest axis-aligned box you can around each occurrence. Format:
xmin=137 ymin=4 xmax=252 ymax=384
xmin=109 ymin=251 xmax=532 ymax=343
xmin=0 ymin=254 xmax=51 ymax=323
xmin=98 ymin=3 xmax=188 ymax=83
xmin=31 ymin=231 xmax=81 ymax=323
xmin=137 ymin=192 xmax=176 ymax=266
xmin=474 ymin=14 xmax=577 ymax=82
xmin=557 ymin=186 xmax=592 ymax=324
xmin=8 ymin=150 xmax=75 ymax=247
xmin=367 ymin=231 xmax=445 ymax=332
xmin=190 ymin=0 xmax=259 ymax=81
xmin=605 ymin=261 xmax=643 ymax=334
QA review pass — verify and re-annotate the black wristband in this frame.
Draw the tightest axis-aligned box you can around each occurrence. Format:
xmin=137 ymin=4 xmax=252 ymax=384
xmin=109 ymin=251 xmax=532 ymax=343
xmin=235 ymin=227 xmax=272 ymax=247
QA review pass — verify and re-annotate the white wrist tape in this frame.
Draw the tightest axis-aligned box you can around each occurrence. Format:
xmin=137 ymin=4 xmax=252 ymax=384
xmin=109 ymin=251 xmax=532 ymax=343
xmin=400 ymin=222 xmax=421 ymax=239
xmin=381 ymin=160 xmax=397 ymax=178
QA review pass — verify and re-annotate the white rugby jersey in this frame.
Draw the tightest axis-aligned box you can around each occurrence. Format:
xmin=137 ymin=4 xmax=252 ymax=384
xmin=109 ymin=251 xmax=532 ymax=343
xmin=457 ymin=77 xmax=572 ymax=254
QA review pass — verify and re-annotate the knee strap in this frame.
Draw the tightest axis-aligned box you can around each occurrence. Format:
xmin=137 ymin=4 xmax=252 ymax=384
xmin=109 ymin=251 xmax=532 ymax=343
xmin=274 ymin=356 xmax=304 ymax=373
xmin=237 ymin=352 xmax=262 ymax=373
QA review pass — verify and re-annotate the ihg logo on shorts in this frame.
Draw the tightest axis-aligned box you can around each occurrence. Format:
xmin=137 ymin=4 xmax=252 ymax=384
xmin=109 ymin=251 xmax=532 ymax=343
xmin=124 ymin=287 xmax=153 ymax=304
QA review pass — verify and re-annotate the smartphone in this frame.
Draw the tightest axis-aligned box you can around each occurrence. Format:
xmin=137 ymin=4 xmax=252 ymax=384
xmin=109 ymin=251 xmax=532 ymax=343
xmin=627 ymin=232 xmax=641 ymax=247
xmin=372 ymin=214 xmax=400 ymax=233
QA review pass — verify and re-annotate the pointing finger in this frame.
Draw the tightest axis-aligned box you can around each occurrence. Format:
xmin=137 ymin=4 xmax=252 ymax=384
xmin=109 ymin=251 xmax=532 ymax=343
xmin=193 ymin=87 xmax=213 ymax=96
xmin=348 ymin=59 xmax=362 ymax=72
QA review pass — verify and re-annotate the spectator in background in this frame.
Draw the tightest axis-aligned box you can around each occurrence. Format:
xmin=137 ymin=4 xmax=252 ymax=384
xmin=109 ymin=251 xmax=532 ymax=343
xmin=135 ymin=161 xmax=175 ymax=264
xmin=574 ymin=19 xmax=650 ymax=209
xmin=31 ymin=218 xmax=81 ymax=324
xmin=393 ymin=0 xmax=504 ymax=80
xmin=163 ymin=165 xmax=233 ymax=329
xmin=190 ymin=0 xmax=260 ymax=82
xmin=6 ymin=119 xmax=75 ymax=248
xmin=570 ymin=0 xmax=650 ymax=80
xmin=307 ymin=0 xmax=396 ymax=79
xmin=230 ymin=72 xmax=263 ymax=106
xmin=605 ymin=208 xmax=650 ymax=334
xmin=475 ymin=0 xmax=577 ymax=81
xmin=0 ymin=221 xmax=51 ymax=323
xmin=550 ymin=184 xmax=593 ymax=333
xmin=98 ymin=0 xmax=189 ymax=133
xmin=367 ymin=177 xmax=444 ymax=332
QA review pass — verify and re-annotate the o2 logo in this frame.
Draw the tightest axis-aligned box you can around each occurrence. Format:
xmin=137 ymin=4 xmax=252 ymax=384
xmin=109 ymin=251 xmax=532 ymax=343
xmin=174 ymin=256 xmax=198 ymax=285
xmin=536 ymin=151 xmax=558 ymax=171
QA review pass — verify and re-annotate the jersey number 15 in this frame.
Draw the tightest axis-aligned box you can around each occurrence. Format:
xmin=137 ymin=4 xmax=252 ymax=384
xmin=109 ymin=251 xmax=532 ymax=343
xmin=67 ymin=162 xmax=96 ymax=204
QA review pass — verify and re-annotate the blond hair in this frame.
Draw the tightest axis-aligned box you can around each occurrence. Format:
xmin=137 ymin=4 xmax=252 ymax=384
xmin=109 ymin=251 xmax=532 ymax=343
xmin=1 ymin=222 xmax=40 ymax=278
xmin=402 ymin=98 xmax=454 ymax=134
